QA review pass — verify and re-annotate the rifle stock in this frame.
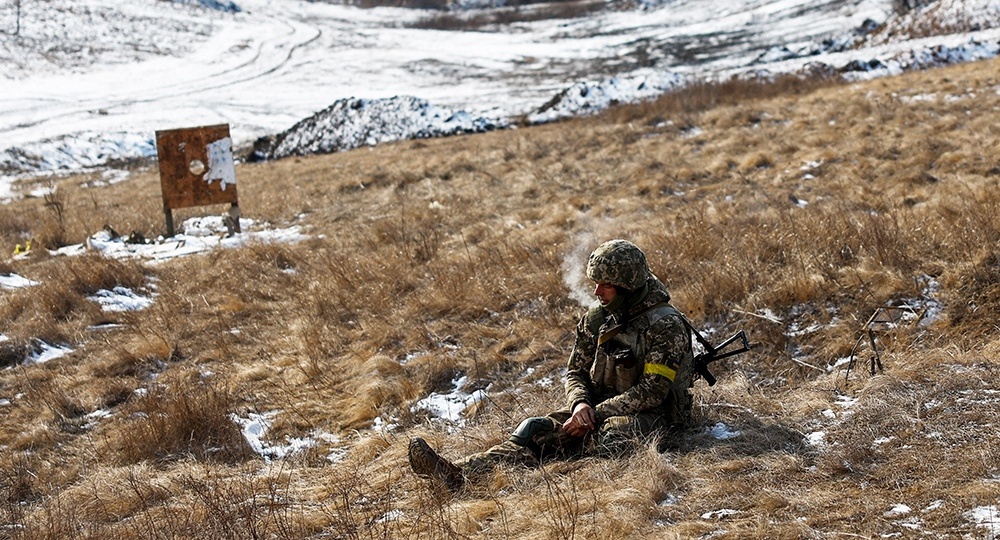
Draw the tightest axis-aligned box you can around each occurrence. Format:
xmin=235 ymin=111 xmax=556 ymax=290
xmin=692 ymin=330 xmax=750 ymax=386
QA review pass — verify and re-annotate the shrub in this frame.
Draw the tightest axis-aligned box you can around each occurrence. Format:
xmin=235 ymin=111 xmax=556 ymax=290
xmin=106 ymin=380 xmax=254 ymax=464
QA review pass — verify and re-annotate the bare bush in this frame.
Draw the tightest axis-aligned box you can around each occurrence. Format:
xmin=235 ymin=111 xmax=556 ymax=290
xmin=105 ymin=379 xmax=254 ymax=465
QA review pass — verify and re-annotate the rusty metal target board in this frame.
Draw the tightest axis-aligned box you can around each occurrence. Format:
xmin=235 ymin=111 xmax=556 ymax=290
xmin=155 ymin=124 xmax=239 ymax=236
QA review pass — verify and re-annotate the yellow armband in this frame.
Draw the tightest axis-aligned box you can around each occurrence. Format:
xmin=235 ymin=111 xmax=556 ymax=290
xmin=643 ymin=362 xmax=676 ymax=381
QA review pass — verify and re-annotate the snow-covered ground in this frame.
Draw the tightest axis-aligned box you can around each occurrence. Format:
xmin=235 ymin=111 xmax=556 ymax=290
xmin=51 ymin=215 xmax=309 ymax=261
xmin=5 ymin=0 xmax=1000 ymax=194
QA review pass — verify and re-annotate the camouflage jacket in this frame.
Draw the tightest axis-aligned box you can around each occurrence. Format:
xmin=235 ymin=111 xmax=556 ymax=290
xmin=564 ymin=276 xmax=694 ymax=423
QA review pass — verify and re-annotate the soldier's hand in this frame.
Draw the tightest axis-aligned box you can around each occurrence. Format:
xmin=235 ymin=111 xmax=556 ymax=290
xmin=563 ymin=403 xmax=596 ymax=437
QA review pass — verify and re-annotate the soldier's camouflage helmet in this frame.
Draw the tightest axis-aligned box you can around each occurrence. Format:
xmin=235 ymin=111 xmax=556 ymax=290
xmin=586 ymin=239 xmax=650 ymax=291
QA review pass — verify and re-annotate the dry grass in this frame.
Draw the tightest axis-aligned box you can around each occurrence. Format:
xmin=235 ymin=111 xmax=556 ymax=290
xmin=2 ymin=57 xmax=1000 ymax=538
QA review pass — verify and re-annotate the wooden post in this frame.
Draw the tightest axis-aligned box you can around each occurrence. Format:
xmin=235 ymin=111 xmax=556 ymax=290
xmin=164 ymin=206 xmax=175 ymax=238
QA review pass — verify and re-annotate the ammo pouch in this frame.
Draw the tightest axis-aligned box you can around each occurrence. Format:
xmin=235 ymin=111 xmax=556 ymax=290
xmin=605 ymin=342 xmax=637 ymax=369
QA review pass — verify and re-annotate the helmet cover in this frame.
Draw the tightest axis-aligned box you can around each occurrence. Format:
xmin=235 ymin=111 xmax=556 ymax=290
xmin=586 ymin=239 xmax=650 ymax=291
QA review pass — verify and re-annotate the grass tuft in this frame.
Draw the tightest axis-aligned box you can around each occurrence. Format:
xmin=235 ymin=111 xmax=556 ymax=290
xmin=105 ymin=378 xmax=254 ymax=465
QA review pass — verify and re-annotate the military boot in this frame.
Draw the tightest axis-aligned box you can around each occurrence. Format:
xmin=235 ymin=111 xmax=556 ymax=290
xmin=408 ymin=437 xmax=464 ymax=492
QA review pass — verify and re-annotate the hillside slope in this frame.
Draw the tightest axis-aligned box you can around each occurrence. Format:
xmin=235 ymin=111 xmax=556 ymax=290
xmin=0 ymin=55 xmax=1000 ymax=538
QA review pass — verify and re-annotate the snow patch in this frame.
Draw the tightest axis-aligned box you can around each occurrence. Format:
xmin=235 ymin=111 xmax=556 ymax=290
xmin=0 ymin=274 xmax=38 ymax=289
xmin=26 ymin=341 xmax=74 ymax=364
xmin=51 ymin=216 xmax=307 ymax=262
xmin=806 ymin=431 xmax=826 ymax=447
xmin=884 ymin=503 xmax=911 ymax=518
xmin=828 ymin=356 xmax=852 ymax=372
xmin=923 ymin=500 xmax=944 ymax=512
xmin=659 ymin=493 xmax=682 ymax=506
xmin=372 ymin=415 xmax=399 ymax=433
xmin=88 ymin=286 xmax=155 ymax=312
xmin=231 ymin=411 xmax=328 ymax=461
xmin=373 ymin=510 xmax=404 ymax=524
xmin=1 ymin=132 xmax=158 ymax=197
xmin=964 ymin=506 xmax=999 ymax=537
xmin=835 ymin=395 xmax=859 ymax=408
xmin=527 ymin=70 xmax=686 ymax=124
xmin=701 ymin=508 xmax=742 ymax=519
xmin=84 ymin=408 xmax=114 ymax=430
xmin=411 ymin=374 xmax=486 ymax=426
xmin=706 ymin=422 xmax=741 ymax=440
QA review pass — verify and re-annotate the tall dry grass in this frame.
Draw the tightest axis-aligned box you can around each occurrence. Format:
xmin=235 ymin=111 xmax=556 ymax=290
xmin=1 ymin=56 xmax=1000 ymax=538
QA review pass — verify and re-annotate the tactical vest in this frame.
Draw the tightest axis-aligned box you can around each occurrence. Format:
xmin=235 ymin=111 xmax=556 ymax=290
xmin=590 ymin=304 xmax=682 ymax=398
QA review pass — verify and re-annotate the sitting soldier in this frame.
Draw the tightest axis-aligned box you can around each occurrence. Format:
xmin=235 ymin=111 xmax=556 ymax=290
xmin=408 ymin=239 xmax=695 ymax=491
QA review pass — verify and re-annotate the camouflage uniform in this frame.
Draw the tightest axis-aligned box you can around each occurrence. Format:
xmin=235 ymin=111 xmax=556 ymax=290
xmin=454 ymin=240 xmax=694 ymax=475
xmin=409 ymin=240 xmax=694 ymax=489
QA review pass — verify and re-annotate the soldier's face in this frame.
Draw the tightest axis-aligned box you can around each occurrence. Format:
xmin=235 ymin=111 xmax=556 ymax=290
xmin=594 ymin=282 xmax=618 ymax=305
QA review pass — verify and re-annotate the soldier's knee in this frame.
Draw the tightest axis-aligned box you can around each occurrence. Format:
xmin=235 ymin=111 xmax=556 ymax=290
xmin=509 ymin=416 xmax=556 ymax=452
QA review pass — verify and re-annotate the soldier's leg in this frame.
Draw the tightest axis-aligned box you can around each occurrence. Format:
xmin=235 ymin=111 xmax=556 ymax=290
xmin=411 ymin=430 xmax=541 ymax=490
xmin=456 ymin=410 xmax=583 ymax=475
xmin=408 ymin=437 xmax=465 ymax=491
xmin=455 ymin=439 xmax=536 ymax=477
xmin=520 ymin=410 xmax=584 ymax=460
xmin=409 ymin=411 xmax=587 ymax=489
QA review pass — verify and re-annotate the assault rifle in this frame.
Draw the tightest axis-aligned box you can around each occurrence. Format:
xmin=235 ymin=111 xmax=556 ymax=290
xmin=682 ymin=319 xmax=751 ymax=386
